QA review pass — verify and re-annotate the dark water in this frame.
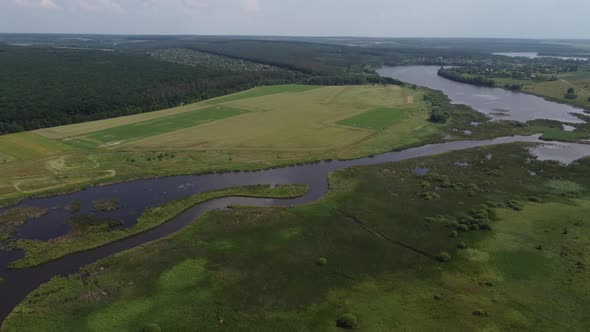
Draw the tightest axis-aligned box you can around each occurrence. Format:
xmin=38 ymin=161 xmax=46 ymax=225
xmin=377 ymin=66 xmax=587 ymax=123
xmin=1 ymin=134 xmax=567 ymax=322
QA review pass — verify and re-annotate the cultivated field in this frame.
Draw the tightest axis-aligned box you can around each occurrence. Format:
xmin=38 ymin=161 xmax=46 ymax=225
xmin=0 ymin=84 xmax=445 ymax=205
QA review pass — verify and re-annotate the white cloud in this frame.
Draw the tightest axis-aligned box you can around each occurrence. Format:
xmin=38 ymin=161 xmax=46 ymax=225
xmin=182 ymin=0 xmax=208 ymax=9
xmin=139 ymin=0 xmax=208 ymax=10
xmin=15 ymin=0 xmax=60 ymax=10
xmin=75 ymin=0 xmax=122 ymax=13
xmin=241 ymin=0 xmax=259 ymax=13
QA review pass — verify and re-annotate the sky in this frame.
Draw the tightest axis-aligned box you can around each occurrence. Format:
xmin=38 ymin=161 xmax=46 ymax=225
xmin=1 ymin=0 xmax=589 ymax=39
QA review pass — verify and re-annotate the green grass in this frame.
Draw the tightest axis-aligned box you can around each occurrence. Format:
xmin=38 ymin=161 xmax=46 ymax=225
xmin=77 ymin=106 xmax=249 ymax=146
xmin=10 ymin=184 xmax=308 ymax=268
xmin=206 ymin=84 xmax=320 ymax=105
xmin=0 ymin=132 xmax=72 ymax=160
xmin=337 ymin=107 xmax=410 ymax=130
xmin=0 ymin=84 xmax=462 ymax=206
xmin=6 ymin=144 xmax=590 ymax=331
xmin=477 ymin=199 xmax=590 ymax=327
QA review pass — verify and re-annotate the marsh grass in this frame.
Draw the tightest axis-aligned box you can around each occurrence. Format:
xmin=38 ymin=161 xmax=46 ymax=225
xmin=7 ymin=144 xmax=590 ymax=330
xmin=10 ymin=184 xmax=308 ymax=268
xmin=92 ymin=200 xmax=120 ymax=212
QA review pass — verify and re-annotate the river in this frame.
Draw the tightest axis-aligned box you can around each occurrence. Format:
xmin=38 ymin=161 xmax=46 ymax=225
xmin=2 ymin=67 xmax=590 ymax=323
xmin=377 ymin=66 xmax=587 ymax=123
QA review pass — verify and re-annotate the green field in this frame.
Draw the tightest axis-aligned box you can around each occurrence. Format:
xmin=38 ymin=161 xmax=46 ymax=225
xmin=475 ymin=70 xmax=590 ymax=110
xmin=0 ymin=132 xmax=72 ymax=160
xmin=207 ymin=84 xmax=320 ymax=105
xmin=5 ymin=144 xmax=589 ymax=331
xmin=0 ymin=84 xmax=477 ymax=206
xmin=337 ymin=107 xmax=410 ymax=130
xmin=74 ymin=106 xmax=249 ymax=147
xmin=522 ymin=71 xmax=590 ymax=109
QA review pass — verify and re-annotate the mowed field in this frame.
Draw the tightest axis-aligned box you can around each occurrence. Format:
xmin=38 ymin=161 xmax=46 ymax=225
xmin=41 ymin=84 xmax=421 ymax=151
xmin=0 ymin=84 xmax=442 ymax=204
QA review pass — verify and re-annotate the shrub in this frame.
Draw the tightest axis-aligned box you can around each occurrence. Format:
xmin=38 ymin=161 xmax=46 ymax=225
xmin=316 ymin=257 xmax=328 ymax=266
xmin=528 ymin=196 xmax=542 ymax=203
xmin=428 ymin=108 xmax=450 ymax=123
xmin=66 ymin=200 xmax=81 ymax=213
xmin=107 ymin=219 xmax=124 ymax=229
xmin=456 ymin=224 xmax=469 ymax=232
xmin=507 ymin=200 xmax=522 ymax=211
xmin=92 ymin=199 xmax=120 ymax=212
xmin=446 ymin=220 xmax=460 ymax=229
xmin=457 ymin=242 xmax=467 ymax=249
xmin=449 ymin=230 xmax=458 ymax=238
xmin=472 ymin=309 xmax=488 ymax=317
xmin=478 ymin=222 xmax=492 ymax=231
xmin=419 ymin=191 xmax=440 ymax=201
xmin=505 ymin=83 xmax=522 ymax=91
xmin=469 ymin=224 xmax=480 ymax=231
xmin=436 ymin=252 xmax=451 ymax=262
xmin=143 ymin=323 xmax=162 ymax=332
xmin=336 ymin=313 xmax=359 ymax=329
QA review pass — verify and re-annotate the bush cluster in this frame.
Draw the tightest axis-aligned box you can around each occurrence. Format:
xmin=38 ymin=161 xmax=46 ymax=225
xmin=336 ymin=313 xmax=359 ymax=329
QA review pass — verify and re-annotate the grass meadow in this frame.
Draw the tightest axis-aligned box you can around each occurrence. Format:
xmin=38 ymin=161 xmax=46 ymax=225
xmin=0 ymin=84 xmax=456 ymax=205
xmin=494 ymin=70 xmax=590 ymax=110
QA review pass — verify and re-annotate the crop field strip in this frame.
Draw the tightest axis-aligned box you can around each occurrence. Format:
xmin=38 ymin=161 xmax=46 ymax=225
xmin=71 ymin=106 xmax=250 ymax=147
xmin=122 ymin=85 xmax=416 ymax=151
xmin=0 ymin=132 xmax=73 ymax=160
xmin=337 ymin=107 xmax=412 ymax=130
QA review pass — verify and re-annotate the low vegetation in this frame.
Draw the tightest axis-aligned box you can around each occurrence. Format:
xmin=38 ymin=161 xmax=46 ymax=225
xmin=0 ymin=206 xmax=48 ymax=246
xmin=439 ymin=63 xmax=590 ymax=109
xmin=9 ymin=184 xmax=308 ymax=268
xmin=5 ymin=144 xmax=590 ymax=330
xmin=92 ymin=200 xmax=120 ymax=212
xmin=0 ymin=84 xmax=472 ymax=206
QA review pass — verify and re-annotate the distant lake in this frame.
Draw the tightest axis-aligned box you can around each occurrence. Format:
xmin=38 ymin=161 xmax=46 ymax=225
xmin=493 ymin=52 xmax=588 ymax=61
xmin=378 ymin=65 xmax=587 ymax=124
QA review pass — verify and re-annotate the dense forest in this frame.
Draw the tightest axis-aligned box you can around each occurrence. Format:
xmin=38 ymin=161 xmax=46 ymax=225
xmin=0 ymin=45 xmax=307 ymax=133
xmin=3 ymin=34 xmax=587 ymax=134
xmin=0 ymin=39 xmax=406 ymax=134
xmin=437 ymin=68 xmax=497 ymax=87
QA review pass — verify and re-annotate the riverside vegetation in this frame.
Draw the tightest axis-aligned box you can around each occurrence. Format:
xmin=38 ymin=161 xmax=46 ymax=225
xmin=4 ymin=143 xmax=589 ymax=331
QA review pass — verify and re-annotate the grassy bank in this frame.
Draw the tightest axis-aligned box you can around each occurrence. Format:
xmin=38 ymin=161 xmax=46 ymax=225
xmin=9 ymin=184 xmax=308 ymax=269
xmin=4 ymin=143 xmax=590 ymax=331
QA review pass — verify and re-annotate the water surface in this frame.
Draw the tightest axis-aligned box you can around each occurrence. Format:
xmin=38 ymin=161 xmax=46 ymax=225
xmin=493 ymin=52 xmax=588 ymax=61
xmin=378 ymin=66 xmax=587 ymax=123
